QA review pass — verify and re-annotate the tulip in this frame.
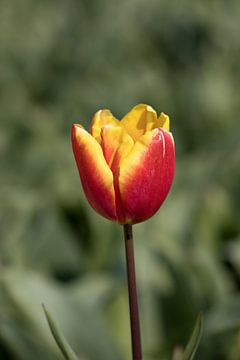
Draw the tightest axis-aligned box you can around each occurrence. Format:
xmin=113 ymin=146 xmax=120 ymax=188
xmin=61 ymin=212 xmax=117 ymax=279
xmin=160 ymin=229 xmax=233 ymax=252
xmin=72 ymin=104 xmax=175 ymax=225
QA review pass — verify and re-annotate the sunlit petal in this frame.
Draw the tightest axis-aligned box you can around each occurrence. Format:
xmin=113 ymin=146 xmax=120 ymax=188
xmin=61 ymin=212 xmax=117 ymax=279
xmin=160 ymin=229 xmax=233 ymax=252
xmin=119 ymin=128 xmax=175 ymax=224
xmin=120 ymin=104 xmax=157 ymax=141
xmin=72 ymin=125 xmax=117 ymax=221
xmin=90 ymin=109 xmax=119 ymax=143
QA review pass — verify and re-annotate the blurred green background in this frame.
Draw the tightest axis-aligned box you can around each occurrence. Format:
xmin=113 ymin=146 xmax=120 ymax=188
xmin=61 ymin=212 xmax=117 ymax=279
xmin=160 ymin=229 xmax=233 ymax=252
xmin=0 ymin=0 xmax=240 ymax=359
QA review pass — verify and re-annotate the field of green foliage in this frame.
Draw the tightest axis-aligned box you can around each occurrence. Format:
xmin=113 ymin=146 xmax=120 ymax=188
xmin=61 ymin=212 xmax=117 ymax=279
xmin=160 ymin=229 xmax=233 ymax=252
xmin=0 ymin=1 xmax=240 ymax=359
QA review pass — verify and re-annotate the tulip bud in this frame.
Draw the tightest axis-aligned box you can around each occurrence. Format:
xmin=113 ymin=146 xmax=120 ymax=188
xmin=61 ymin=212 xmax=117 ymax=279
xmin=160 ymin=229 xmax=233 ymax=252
xmin=72 ymin=104 xmax=175 ymax=224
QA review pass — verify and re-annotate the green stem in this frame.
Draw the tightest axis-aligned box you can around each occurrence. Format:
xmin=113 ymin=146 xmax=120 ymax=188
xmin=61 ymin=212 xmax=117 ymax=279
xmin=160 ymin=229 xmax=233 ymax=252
xmin=123 ymin=224 xmax=142 ymax=360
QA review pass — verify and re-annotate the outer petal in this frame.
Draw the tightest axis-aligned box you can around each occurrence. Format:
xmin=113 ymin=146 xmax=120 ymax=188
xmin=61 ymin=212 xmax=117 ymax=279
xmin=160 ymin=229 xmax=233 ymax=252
xmin=120 ymin=104 xmax=157 ymax=141
xmin=72 ymin=125 xmax=117 ymax=221
xmin=90 ymin=109 xmax=119 ymax=143
xmin=118 ymin=128 xmax=175 ymax=224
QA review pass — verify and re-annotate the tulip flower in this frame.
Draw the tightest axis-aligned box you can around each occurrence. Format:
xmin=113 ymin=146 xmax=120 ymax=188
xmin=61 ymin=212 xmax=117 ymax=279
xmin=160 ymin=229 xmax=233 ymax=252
xmin=72 ymin=104 xmax=175 ymax=359
xmin=47 ymin=111 xmax=199 ymax=360
xmin=72 ymin=104 xmax=175 ymax=225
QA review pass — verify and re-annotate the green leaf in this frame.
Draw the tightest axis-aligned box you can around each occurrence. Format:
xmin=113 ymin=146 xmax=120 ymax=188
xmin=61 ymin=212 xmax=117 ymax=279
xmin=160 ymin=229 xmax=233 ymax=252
xmin=182 ymin=313 xmax=203 ymax=360
xmin=43 ymin=304 xmax=79 ymax=360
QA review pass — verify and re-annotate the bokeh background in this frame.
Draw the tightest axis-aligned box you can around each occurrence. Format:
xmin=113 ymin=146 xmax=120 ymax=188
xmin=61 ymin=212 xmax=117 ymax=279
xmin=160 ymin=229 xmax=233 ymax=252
xmin=1 ymin=1 xmax=240 ymax=359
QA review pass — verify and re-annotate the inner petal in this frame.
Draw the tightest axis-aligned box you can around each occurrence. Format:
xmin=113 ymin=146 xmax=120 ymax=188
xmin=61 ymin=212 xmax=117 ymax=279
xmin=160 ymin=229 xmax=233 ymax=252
xmin=101 ymin=125 xmax=134 ymax=172
xmin=90 ymin=109 xmax=119 ymax=143
xmin=120 ymin=104 xmax=157 ymax=141
xmin=101 ymin=125 xmax=134 ymax=224
xmin=154 ymin=112 xmax=170 ymax=131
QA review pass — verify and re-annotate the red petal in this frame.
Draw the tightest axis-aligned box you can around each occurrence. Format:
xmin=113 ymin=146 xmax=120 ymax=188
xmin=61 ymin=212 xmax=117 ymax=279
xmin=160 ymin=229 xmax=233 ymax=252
xmin=119 ymin=128 xmax=175 ymax=224
xmin=72 ymin=125 xmax=117 ymax=221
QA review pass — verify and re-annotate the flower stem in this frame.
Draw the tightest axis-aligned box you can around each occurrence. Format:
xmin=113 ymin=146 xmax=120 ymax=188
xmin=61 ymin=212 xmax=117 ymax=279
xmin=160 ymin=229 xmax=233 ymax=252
xmin=123 ymin=224 xmax=142 ymax=360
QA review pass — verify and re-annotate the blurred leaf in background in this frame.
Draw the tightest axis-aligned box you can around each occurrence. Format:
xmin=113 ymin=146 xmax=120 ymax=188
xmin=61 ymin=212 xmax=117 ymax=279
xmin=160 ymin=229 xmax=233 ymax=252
xmin=0 ymin=0 xmax=240 ymax=359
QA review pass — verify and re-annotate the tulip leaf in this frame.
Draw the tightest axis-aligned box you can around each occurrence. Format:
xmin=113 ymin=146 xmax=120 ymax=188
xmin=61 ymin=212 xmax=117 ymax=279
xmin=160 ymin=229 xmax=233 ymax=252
xmin=43 ymin=304 xmax=79 ymax=360
xmin=182 ymin=313 xmax=203 ymax=360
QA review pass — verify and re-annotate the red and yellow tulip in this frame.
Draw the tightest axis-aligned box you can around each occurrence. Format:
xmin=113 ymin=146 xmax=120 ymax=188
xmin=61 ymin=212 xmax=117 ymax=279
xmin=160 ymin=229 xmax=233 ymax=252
xmin=72 ymin=104 xmax=175 ymax=224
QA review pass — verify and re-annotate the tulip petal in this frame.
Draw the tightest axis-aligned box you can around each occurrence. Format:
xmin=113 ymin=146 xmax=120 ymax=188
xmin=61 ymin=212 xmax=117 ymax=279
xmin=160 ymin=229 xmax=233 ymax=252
xmin=120 ymin=104 xmax=157 ymax=141
xmin=155 ymin=112 xmax=170 ymax=131
xmin=72 ymin=125 xmax=117 ymax=221
xmin=101 ymin=125 xmax=134 ymax=223
xmin=119 ymin=128 xmax=175 ymax=224
xmin=90 ymin=109 xmax=119 ymax=143
xmin=101 ymin=126 xmax=134 ymax=171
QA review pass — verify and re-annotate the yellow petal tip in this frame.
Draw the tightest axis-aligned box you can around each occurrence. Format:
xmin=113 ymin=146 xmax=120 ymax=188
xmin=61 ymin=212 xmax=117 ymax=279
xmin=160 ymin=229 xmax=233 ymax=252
xmin=157 ymin=112 xmax=170 ymax=131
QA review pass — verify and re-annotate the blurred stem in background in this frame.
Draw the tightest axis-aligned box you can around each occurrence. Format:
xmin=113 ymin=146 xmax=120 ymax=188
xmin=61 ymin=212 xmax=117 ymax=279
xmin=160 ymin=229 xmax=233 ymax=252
xmin=123 ymin=224 xmax=142 ymax=360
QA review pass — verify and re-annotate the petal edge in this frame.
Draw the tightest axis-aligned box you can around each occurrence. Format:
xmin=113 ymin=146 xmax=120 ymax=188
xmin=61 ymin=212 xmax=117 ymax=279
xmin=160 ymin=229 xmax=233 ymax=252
xmin=72 ymin=125 xmax=117 ymax=221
